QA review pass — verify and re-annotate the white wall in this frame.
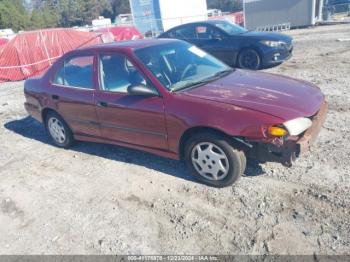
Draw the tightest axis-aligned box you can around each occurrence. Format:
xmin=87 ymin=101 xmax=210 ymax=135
xmin=244 ymin=0 xmax=319 ymax=30
xmin=159 ymin=0 xmax=208 ymax=31
xmin=92 ymin=18 xmax=112 ymax=28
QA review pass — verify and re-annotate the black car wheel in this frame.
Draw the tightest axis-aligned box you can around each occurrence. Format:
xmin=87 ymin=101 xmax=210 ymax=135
xmin=185 ymin=132 xmax=246 ymax=188
xmin=45 ymin=111 xmax=74 ymax=148
xmin=238 ymin=49 xmax=261 ymax=70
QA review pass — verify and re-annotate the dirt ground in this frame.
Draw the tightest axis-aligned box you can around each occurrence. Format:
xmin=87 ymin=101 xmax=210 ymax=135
xmin=0 ymin=24 xmax=349 ymax=255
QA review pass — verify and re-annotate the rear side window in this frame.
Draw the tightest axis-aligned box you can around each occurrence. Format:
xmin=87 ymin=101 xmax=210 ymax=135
xmin=54 ymin=56 xmax=94 ymax=89
xmin=173 ymin=26 xmax=195 ymax=39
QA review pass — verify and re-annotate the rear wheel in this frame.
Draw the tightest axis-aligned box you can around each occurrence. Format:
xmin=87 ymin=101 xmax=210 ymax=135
xmin=185 ymin=132 xmax=246 ymax=187
xmin=45 ymin=111 xmax=74 ymax=148
xmin=238 ymin=49 xmax=261 ymax=70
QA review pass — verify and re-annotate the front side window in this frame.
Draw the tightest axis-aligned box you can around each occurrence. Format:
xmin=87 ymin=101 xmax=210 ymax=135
xmin=54 ymin=56 xmax=94 ymax=89
xmin=195 ymin=25 xmax=223 ymax=39
xmin=213 ymin=21 xmax=247 ymax=35
xmin=99 ymin=54 xmax=148 ymax=93
xmin=135 ymin=41 xmax=232 ymax=92
xmin=196 ymin=26 xmax=211 ymax=39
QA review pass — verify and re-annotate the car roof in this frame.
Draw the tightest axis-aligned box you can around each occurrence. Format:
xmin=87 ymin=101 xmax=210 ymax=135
xmin=161 ymin=20 xmax=228 ymax=34
xmin=78 ymin=38 xmax=181 ymax=53
xmin=178 ymin=20 xmax=223 ymax=26
xmin=204 ymin=20 xmax=229 ymax=24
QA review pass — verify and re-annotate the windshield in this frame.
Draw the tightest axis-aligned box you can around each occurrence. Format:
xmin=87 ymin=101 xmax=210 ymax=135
xmin=213 ymin=20 xmax=247 ymax=35
xmin=134 ymin=41 xmax=232 ymax=92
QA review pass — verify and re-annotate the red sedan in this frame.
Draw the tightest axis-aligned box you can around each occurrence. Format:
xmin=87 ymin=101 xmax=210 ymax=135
xmin=24 ymin=39 xmax=327 ymax=187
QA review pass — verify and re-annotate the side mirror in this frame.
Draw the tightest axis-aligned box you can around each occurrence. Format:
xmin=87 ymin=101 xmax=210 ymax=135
xmin=127 ymin=84 xmax=159 ymax=97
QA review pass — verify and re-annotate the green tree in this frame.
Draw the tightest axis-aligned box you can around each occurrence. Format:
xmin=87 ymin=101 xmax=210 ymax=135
xmin=0 ymin=0 xmax=30 ymax=31
xmin=81 ymin=0 xmax=112 ymax=25
xmin=29 ymin=0 xmax=59 ymax=29
xmin=110 ymin=0 xmax=130 ymax=17
xmin=57 ymin=0 xmax=85 ymax=27
xmin=41 ymin=2 xmax=59 ymax=28
xmin=30 ymin=8 xmax=45 ymax=28
xmin=207 ymin=0 xmax=243 ymax=12
xmin=0 ymin=0 xmax=132 ymax=30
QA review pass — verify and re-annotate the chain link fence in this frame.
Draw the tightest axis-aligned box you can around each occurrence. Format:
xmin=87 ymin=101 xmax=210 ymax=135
xmin=323 ymin=3 xmax=350 ymax=21
xmin=256 ymin=23 xmax=291 ymax=32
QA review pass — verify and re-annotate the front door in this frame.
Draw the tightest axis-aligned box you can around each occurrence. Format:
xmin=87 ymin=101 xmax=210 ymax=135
xmin=191 ymin=25 xmax=235 ymax=65
xmin=94 ymin=53 xmax=168 ymax=150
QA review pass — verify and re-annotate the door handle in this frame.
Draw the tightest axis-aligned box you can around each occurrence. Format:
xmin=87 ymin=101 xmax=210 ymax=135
xmin=97 ymin=101 xmax=108 ymax=108
xmin=52 ymin=95 xmax=59 ymax=100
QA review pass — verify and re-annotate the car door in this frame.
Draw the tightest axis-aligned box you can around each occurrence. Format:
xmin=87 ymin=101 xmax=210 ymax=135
xmin=192 ymin=24 xmax=236 ymax=65
xmin=50 ymin=54 xmax=101 ymax=138
xmin=94 ymin=52 xmax=168 ymax=150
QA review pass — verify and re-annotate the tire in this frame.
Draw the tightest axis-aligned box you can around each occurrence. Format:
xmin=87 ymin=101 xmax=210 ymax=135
xmin=238 ymin=150 xmax=247 ymax=174
xmin=238 ymin=49 xmax=261 ymax=70
xmin=184 ymin=132 xmax=246 ymax=188
xmin=45 ymin=111 xmax=74 ymax=148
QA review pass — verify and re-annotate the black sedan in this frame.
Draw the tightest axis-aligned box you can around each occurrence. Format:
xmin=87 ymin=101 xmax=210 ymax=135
xmin=158 ymin=20 xmax=293 ymax=70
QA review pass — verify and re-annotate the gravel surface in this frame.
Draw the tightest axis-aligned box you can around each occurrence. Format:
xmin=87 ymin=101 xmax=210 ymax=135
xmin=0 ymin=24 xmax=349 ymax=255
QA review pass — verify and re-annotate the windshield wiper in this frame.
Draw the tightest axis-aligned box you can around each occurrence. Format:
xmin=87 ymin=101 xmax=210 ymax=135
xmin=211 ymin=68 xmax=234 ymax=78
xmin=171 ymin=79 xmax=210 ymax=92
xmin=171 ymin=68 xmax=234 ymax=92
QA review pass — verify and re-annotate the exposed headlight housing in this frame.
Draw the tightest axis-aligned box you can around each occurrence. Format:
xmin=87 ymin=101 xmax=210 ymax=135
xmin=260 ymin=40 xmax=285 ymax=47
xmin=283 ymin=117 xmax=312 ymax=136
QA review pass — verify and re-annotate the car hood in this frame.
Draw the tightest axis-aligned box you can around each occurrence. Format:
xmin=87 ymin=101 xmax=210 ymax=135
xmin=241 ymin=31 xmax=292 ymax=43
xmin=182 ymin=70 xmax=324 ymax=121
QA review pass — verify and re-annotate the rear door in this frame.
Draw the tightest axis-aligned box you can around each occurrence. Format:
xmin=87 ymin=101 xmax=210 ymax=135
xmin=50 ymin=54 xmax=101 ymax=138
xmin=94 ymin=52 xmax=168 ymax=150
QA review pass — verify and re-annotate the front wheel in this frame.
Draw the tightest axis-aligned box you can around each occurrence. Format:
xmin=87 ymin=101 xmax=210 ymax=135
xmin=185 ymin=132 xmax=246 ymax=187
xmin=238 ymin=49 xmax=261 ymax=70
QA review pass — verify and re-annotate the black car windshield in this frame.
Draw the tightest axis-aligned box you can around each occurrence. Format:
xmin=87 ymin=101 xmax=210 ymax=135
xmin=134 ymin=41 xmax=232 ymax=92
xmin=213 ymin=20 xmax=247 ymax=35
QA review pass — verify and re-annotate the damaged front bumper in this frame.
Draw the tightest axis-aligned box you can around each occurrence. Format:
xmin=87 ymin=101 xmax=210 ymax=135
xmin=247 ymin=101 xmax=328 ymax=167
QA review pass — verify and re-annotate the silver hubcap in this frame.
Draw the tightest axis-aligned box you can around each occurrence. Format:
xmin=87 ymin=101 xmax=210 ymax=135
xmin=191 ymin=142 xmax=229 ymax=181
xmin=48 ymin=117 xmax=66 ymax=144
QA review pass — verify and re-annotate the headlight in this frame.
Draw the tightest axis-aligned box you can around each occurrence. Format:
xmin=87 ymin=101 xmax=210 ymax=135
xmin=283 ymin=117 xmax=312 ymax=136
xmin=260 ymin=40 xmax=285 ymax=47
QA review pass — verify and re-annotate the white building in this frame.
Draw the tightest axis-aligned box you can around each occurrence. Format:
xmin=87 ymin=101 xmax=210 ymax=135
xmin=92 ymin=16 xmax=112 ymax=30
xmin=207 ymin=9 xmax=223 ymax=17
xmin=0 ymin=28 xmax=15 ymax=39
xmin=158 ymin=0 xmax=208 ymax=31
xmin=129 ymin=0 xmax=207 ymax=35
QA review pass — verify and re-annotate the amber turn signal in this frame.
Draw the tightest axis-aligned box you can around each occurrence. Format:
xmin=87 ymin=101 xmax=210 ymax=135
xmin=268 ymin=126 xmax=288 ymax=137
